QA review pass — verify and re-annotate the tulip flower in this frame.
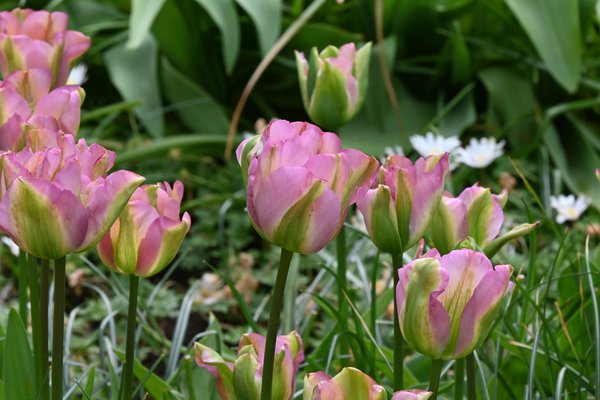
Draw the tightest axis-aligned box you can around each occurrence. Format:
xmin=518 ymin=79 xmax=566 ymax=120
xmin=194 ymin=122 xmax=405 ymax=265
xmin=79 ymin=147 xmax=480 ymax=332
xmin=236 ymin=119 xmax=378 ymax=254
xmin=429 ymin=184 xmax=540 ymax=256
xmin=296 ymin=42 xmax=371 ymax=129
xmin=97 ymin=181 xmax=191 ymax=277
xmin=303 ymin=367 xmax=387 ymax=400
xmin=0 ymin=134 xmax=144 ymax=260
xmin=391 ymin=390 xmax=433 ymax=400
xmin=396 ymin=249 xmax=512 ymax=360
xmin=357 ymin=154 xmax=449 ymax=255
xmin=195 ymin=331 xmax=304 ymax=400
xmin=0 ymin=9 xmax=91 ymax=86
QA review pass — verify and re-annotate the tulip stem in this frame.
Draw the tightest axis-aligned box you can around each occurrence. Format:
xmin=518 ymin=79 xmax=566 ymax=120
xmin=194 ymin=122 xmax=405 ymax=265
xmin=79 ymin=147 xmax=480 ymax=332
xmin=392 ymin=253 xmax=404 ymax=390
xmin=52 ymin=257 xmax=66 ymax=400
xmin=467 ymin=353 xmax=477 ymax=400
xmin=122 ymin=275 xmax=140 ymax=400
xmin=18 ymin=252 xmax=28 ymax=328
xmin=337 ymin=227 xmax=349 ymax=366
xmin=40 ymin=259 xmax=50 ymax=400
xmin=429 ymin=359 xmax=444 ymax=399
xmin=455 ymin=358 xmax=465 ymax=399
xmin=260 ymin=248 xmax=294 ymax=400
xmin=28 ymin=255 xmax=41 ymax=396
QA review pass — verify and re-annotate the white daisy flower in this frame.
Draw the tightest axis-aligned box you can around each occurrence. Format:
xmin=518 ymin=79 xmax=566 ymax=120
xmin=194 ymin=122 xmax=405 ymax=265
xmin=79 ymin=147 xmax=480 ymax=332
xmin=549 ymin=194 xmax=591 ymax=224
xmin=67 ymin=64 xmax=87 ymax=86
xmin=456 ymin=137 xmax=505 ymax=168
xmin=380 ymin=145 xmax=404 ymax=164
xmin=1 ymin=236 xmax=19 ymax=257
xmin=409 ymin=132 xmax=461 ymax=157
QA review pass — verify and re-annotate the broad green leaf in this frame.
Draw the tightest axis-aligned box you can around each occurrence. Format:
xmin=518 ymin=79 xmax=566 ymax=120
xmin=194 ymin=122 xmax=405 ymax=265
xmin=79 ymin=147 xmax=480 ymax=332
xmin=504 ymin=0 xmax=581 ymax=93
xmin=195 ymin=0 xmax=240 ymax=74
xmin=3 ymin=309 xmax=34 ymax=400
xmin=127 ymin=0 xmax=166 ymax=49
xmin=236 ymin=0 xmax=282 ymax=55
xmin=56 ymin=0 xmax=127 ymax=35
xmin=287 ymin=22 xmax=363 ymax=51
xmin=160 ymin=58 xmax=229 ymax=134
xmin=105 ymin=37 xmax=164 ymax=137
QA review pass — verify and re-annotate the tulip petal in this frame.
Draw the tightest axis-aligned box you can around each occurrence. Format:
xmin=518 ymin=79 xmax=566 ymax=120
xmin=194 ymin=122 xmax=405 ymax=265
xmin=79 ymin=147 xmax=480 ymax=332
xmin=391 ymin=389 xmax=433 ymax=400
xmin=429 ymin=195 xmax=467 ymax=254
xmin=357 ymin=185 xmax=402 ymax=255
xmin=194 ymin=343 xmax=236 ymax=400
xmin=304 ymin=372 xmax=332 ymax=400
xmin=453 ymin=264 xmax=512 ymax=358
xmin=232 ymin=352 xmax=261 ymax=400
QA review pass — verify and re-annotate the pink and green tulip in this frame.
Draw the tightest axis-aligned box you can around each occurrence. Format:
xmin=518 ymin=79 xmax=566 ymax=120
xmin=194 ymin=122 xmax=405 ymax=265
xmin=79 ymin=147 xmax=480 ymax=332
xmin=195 ymin=331 xmax=304 ymax=400
xmin=0 ymin=9 xmax=91 ymax=86
xmin=97 ymin=181 xmax=191 ymax=277
xmin=357 ymin=154 xmax=449 ymax=254
xmin=303 ymin=367 xmax=387 ymax=400
xmin=236 ymin=119 xmax=378 ymax=254
xmin=391 ymin=390 xmax=433 ymax=400
xmin=0 ymin=134 xmax=144 ymax=259
xmin=296 ymin=42 xmax=371 ymax=129
xmin=429 ymin=184 xmax=539 ymax=256
xmin=396 ymin=249 xmax=512 ymax=360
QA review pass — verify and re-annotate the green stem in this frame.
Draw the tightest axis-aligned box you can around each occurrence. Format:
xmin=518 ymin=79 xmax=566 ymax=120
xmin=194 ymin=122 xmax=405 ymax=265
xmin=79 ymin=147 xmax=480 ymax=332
xmin=28 ymin=255 xmax=41 ymax=397
xmin=122 ymin=275 xmax=140 ymax=400
xmin=370 ymin=251 xmax=380 ymax=374
xmin=429 ymin=359 xmax=444 ymax=400
xmin=40 ymin=259 xmax=50 ymax=400
xmin=260 ymin=249 xmax=294 ymax=400
xmin=455 ymin=358 xmax=465 ymax=399
xmin=392 ymin=253 xmax=404 ymax=390
xmin=52 ymin=257 xmax=66 ymax=400
xmin=18 ymin=252 xmax=28 ymax=327
xmin=337 ymin=227 xmax=349 ymax=366
xmin=467 ymin=353 xmax=477 ymax=400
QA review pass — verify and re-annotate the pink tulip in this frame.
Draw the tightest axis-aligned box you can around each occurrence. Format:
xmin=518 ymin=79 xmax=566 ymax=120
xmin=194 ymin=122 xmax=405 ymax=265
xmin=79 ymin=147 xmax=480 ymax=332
xmin=396 ymin=248 xmax=512 ymax=360
xmin=195 ymin=331 xmax=304 ymax=400
xmin=357 ymin=154 xmax=449 ymax=255
xmin=236 ymin=119 xmax=378 ymax=254
xmin=303 ymin=367 xmax=386 ymax=400
xmin=97 ymin=181 xmax=191 ymax=277
xmin=0 ymin=134 xmax=144 ymax=259
xmin=0 ymin=9 xmax=90 ymax=86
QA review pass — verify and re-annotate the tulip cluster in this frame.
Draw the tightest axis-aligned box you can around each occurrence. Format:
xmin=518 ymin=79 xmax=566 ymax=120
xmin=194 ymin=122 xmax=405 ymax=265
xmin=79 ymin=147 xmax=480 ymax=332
xmin=195 ymin=331 xmax=304 ymax=400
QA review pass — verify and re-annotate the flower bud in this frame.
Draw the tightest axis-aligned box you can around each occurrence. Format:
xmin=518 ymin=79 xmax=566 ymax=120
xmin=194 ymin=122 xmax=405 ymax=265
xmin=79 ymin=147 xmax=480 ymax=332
xmin=195 ymin=331 xmax=304 ymax=400
xmin=296 ymin=42 xmax=371 ymax=129
xmin=98 ymin=181 xmax=191 ymax=277
xmin=391 ymin=390 xmax=433 ymax=400
xmin=396 ymin=249 xmax=512 ymax=360
xmin=303 ymin=367 xmax=386 ymax=400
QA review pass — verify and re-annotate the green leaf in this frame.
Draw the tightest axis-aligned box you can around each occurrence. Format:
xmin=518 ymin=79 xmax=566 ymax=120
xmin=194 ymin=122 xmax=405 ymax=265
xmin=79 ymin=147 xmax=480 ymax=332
xmin=127 ymin=0 xmax=166 ymax=49
xmin=236 ymin=0 xmax=282 ymax=55
xmin=105 ymin=37 xmax=164 ymax=137
xmin=504 ymin=0 xmax=581 ymax=92
xmin=195 ymin=0 xmax=240 ymax=74
xmin=160 ymin=58 xmax=229 ymax=134
xmin=3 ymin=309 xmax=34 ymax=400
xmin=115 ymin=350 xmax=180 ymax=400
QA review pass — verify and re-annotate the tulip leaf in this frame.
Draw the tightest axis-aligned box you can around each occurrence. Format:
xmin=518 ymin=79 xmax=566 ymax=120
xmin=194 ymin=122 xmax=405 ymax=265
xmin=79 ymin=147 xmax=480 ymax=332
xmin=3 ymin=309 xmax=34 ymax=400
xmin=127 ymin=0 xmax=166 ymax=49
xmin=114 ymin=349 xmax=180 ymax=399
xmin=105 ymin=37 xmax=164 ymax=137
xmin=236 ymin=0 xmax=282 ymax=55
xmin=504 ymin=0 xmax=581 ymax=93
xmin=160 ymin=58 xmax=229 ymax=134
xmin=194 ymin=0 xmax=240 ymax=74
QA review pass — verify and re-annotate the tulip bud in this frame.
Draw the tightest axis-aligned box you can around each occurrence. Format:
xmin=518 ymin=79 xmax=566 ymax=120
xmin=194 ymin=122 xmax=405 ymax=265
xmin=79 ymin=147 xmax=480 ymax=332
xmin=236 ymin=119 xmax=378 ymax=254
xmin=357 ymin=154 xmax=449 ymax=255
xmin=0 ymin=134 xmax=144 ymax=259
xmin=303 ymin=367 xmax=387 ymax=400
xmin=0 ymin=9 xmax=91 ymax=86
xmin=296 ymin=42 xmax=371 ymax=129
xmin=596 ymin=168 xmax=600 ymax=181
xmin=98 ymin=181 xmax=191 ymax=277
xmin=195 ymin=331 xmax=304 ymax=400
xmin=391 ymin=390 xmax=433 ymax=400
xmin=396 ymin=249 xmax=512 ymax=360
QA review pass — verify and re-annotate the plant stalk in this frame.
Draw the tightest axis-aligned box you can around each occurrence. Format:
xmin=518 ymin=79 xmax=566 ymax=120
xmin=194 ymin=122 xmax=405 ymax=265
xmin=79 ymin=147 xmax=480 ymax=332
xmin=122 ymin=275 xmax=140 ymax=400
xmin=18 ymin=251 xmax=28 ymax=326
xmin=455 ymin=358 xmax=465 ymax=399
xmin=337 ymin=227 xmax=349 ymax=366
xmin=392 ymin=253 xmax=404 ymax=390
xmin=260 ymin=248 xmax=294 ymax=400
xmin=40 ymin=259 xmax=50 ymax=400
xmin=429 ymin=359 xmax=444 ymax=400
xmin=467 ymin=353 xmax=477 ymax=400
xmin=28 ymin=255 xmax=41 ymax=396
xmin=51 ymin=257 xmax=66 ymax=400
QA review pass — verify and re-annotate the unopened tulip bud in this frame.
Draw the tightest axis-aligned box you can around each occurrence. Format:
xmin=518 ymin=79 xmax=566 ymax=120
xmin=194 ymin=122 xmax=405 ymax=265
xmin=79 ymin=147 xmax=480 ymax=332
xmin=303 ymin=367 xmax=386 ymax=400
xmin=296 ymin=42 xmax=371 ymax=129
xmin=391 ymin=390 xmax=433 ymax=400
